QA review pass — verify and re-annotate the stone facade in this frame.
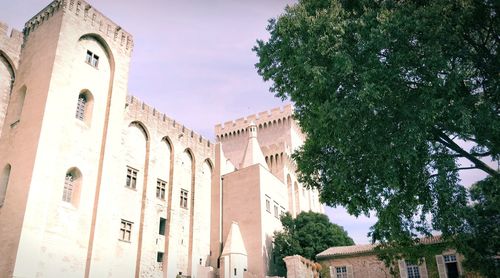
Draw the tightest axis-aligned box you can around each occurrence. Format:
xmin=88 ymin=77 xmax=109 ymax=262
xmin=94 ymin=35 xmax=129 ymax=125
xmin=0 ymin=1 xmax=322 ymax=278
xmin=316 ymin=239 xmax=479 ymax=278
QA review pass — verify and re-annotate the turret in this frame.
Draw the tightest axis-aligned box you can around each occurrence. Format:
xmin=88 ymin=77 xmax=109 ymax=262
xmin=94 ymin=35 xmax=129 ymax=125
xmin=239 ymin=121 xmax=268 ymax=170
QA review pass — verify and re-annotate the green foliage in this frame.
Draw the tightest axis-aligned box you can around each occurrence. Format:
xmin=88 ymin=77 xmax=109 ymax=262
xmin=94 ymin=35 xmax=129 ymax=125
xmin=255 ymin=0 xmax=499 ymax=276
xmin=456 ymin=176 xmax=500 ymax=277
xmin=271 ymin=211 xmax=354 ymax=276
xmin=377 ymin=240 xmax=450 ymax=277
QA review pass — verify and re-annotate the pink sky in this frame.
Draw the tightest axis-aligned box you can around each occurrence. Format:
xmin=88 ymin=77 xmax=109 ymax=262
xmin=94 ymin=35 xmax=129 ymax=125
xmin=5 ymin=0 xmax=491 ymax=245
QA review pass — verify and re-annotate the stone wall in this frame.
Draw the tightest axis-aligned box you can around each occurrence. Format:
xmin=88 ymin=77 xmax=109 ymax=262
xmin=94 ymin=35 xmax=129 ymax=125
xmin=284 ymin=255 xmax=321 ymax=278
xmin=0 ymin=21 xmax=22 ymax=137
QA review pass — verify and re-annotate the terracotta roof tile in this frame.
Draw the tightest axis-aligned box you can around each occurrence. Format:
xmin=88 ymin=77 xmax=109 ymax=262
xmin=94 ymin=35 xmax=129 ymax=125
xmin=317 ymin=236 xmax=443 ymax=259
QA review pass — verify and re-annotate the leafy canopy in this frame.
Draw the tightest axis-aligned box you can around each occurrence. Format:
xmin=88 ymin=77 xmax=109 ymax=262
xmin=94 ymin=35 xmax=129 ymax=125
xmin=271 ymin=211 xmax=353 ymax=276
xmin=255 ymin=0 xmax=498 ymax=274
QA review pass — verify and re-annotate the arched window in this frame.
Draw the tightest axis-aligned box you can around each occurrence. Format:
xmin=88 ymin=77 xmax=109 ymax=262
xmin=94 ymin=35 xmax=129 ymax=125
xmin=62 ymin=173 xmax=75 ymax=202
xmin=62 ymin=168 xmax=82 ymax=206
xmin=75 ymin=90 xmax=93 ymax=123
xmin=0 ymin=164 xmax=12 ymax=207
xmin=75 ymin=93 xmax=87 ymax=120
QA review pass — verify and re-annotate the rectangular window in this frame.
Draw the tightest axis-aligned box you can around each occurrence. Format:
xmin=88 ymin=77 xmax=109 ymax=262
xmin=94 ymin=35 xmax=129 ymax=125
xmin=126 ymin=167 xmax=138 ymax=189
xmin=157 ymin=251 xmax=164 ymax=263
xmin=444 ymin=254 xmax=459 ymax=278
xmin=120 ymin=219 xmax=132 ymax=242
xmin=406 ymin=261 xmax=421 ymax=278
xmin=180 ymin=189 xmax=188 ymax=209
xmin=159 ymin=217 xmax=166 ymax=235
xmin=335 ymin=266 xmax=347 ymax=278
xmin=265 ymin=196 xmax=271 ymax=213
xmin=85 ymin=50 xmax=99 ymax=68
xmin=85 ymin=50 xmax=92 ymax=64
xmin=280 ymin=206 xmax=286 ymax=216
xmin=274 ymin=203 xmax=279 ymax=218
xmin=156 ymin=179 xmax=166 ymax=200
xmin=443 ymin=255 xmax=457 ymax=263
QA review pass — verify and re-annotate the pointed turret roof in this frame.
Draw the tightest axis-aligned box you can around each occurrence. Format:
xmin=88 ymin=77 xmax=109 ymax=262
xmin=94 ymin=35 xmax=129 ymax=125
xmin=240 ymin=122 xmax=269 ymax=170
xmin=221 ymin=222 xmax=248 ymax=256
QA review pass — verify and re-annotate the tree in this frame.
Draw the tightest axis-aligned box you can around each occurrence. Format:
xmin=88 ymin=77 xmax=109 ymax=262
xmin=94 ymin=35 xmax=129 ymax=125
xmin=456 ymin=176 xmax=500 ymax=277
xmin=254 ymin=0 xmax=499 ymax=275
xmin=271 ymin=211 xmax=353 ymax=276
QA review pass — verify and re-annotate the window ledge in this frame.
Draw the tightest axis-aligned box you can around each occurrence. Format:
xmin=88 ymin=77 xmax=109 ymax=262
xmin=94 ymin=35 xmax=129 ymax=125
xmin=74 ymin=118 xmax=91 ymax=129
xmin=85 ymin=61 xmax=99 ymax=70
xmin=60 ymin=201 xmax=77 ymax=211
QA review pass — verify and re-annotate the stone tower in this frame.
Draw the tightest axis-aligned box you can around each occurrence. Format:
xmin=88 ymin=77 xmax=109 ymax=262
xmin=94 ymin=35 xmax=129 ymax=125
xmin=0 ymin=0 xmax=133 ymax=277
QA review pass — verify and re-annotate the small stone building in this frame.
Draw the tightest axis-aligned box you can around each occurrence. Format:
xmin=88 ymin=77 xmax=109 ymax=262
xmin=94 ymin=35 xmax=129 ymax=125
xmin=317 ymin=237 xmax=474 ymax=278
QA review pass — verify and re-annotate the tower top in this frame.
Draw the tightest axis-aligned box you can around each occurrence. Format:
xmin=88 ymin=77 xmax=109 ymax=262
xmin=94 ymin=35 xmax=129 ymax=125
xmin=239 ymin=122 xmax=268 ymax=170
xmin=248 ymin=121 xmax=257 ymax=138
xmin=23 ymin=0 xmax=134 ymax=54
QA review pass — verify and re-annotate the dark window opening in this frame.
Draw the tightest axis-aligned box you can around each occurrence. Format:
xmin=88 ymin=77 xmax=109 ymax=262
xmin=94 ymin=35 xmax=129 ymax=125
xmin=157 ymin=252 xmax=164 ymax=263
xmin=85 ymin=50 xmax=99 ymax=68
xmin=159 ymin=217 xmax=166 ymax=235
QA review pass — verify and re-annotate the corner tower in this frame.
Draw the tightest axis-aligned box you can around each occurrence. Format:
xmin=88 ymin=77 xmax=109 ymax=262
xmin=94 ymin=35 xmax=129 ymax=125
xmin=0 ymin=1 xmax=133 ymax=277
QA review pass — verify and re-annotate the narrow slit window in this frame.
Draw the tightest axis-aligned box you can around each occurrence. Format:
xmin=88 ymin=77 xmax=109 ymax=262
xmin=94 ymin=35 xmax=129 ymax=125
xmin=75 ymin=94 xmax=87 ymax=120
xmin=62 ymin=173 xmax=74 ymax=203
xmin=159 ymin=217 xmax=166 ymax=235
xmin=180 ymin=189 xmax=188 ymax=209
xmin=157 ymin=252 xmax=164 ymax=263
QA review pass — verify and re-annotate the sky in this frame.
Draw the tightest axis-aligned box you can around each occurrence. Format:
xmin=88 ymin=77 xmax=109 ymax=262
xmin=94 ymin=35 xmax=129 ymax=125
xmin=2 ymin=1 xmax=493 ymax=245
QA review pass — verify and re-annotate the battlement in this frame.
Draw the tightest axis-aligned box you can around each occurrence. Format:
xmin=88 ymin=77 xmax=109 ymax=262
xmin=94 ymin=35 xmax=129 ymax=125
xmin=126 ymin=95 xmax=213 ymax=149
xmin=0 ymin=22 xmax=23 ymax=46
xmin=215 ymin=104 xmax=293 ymax=137
xmin=261 ymin=142 xmax=297 ymax=172
xmin=24 ymin=0 xmax=133 ymax=54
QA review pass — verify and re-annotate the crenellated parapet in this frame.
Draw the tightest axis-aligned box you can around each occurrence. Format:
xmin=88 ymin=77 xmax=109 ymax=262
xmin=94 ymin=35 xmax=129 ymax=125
xmin=23 ymin=0 xmax=133 ymax=54
xmin=23 ymin=0 xmax=64 ymax=38
xmin=125 ymin=95 xmax=214 ymax=154
xmin=215 ymin=104 xmax=293 ymax=140
xmin=261 ymin=142 xmax=298 ymax=173
xmin=0 ymin=21 xmax=23 ymax=69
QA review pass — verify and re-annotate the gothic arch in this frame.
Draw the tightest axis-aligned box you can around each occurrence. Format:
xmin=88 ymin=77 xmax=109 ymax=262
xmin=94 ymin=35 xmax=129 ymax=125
xmin=203 ymin=158 xmax=214 ymax=173
xmin=0 ymin=50 xmax=16 ymax=79
xmin=78 ymin=33 xmax=115 ymax=70
xmin=128 ymin=121 xmax=150 ymax=142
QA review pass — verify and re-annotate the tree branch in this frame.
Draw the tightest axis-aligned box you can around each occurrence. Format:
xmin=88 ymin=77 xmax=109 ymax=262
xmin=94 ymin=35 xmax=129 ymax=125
xmin=429 ymin=166 xmax=479 ymax=179
xmin=432 ymin=128 xmax=499 ymax=178
xmin=451 ymin=151 xmax=491 ymax=158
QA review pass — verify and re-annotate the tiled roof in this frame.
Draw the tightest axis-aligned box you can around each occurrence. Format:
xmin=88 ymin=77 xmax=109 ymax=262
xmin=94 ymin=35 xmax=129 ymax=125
xmin=317 ymin=243 xmax=377 ymax=259
xmin=317 ymin=236 xmax=443 ymax=259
